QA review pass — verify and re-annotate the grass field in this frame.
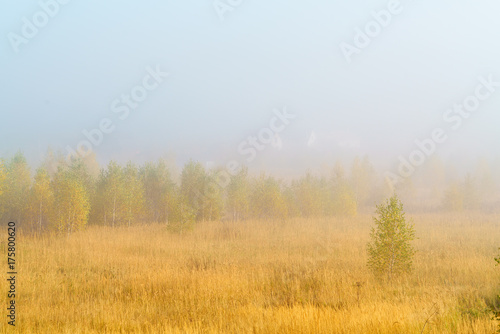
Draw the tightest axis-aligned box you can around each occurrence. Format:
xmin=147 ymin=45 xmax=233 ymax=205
xmin=2 ymin=213 xmax=500 ymax=333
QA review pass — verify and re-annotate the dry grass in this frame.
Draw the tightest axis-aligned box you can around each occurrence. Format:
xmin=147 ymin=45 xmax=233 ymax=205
xmin=2 ymin=213 xmax=500 ymax=333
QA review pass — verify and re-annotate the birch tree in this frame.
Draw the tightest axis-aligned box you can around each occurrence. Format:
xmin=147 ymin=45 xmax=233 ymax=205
xmin=4 ymin=152 xmax=31 ymax=226
xmin=227 ymin=167 xmax=249 ymax=221
xmin=29 ymin=167 xmax=53 ymax=233
xmin=52 ymin=167 xmax=90 ymax=234
xmin=367 ymin=194 xmax=416 ymax=282
xmin=123 ymin=162 xmax=144 ymax=226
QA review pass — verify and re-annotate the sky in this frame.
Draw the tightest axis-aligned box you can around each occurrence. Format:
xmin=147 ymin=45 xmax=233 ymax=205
xmin=1 ymin=0 xmax=499 ymax=176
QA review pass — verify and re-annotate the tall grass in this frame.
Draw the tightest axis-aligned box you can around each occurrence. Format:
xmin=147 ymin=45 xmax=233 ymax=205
xmin=1 ymin=213 xmax=499 ymax=333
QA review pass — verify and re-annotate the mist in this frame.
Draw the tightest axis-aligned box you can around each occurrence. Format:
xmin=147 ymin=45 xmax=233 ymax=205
xmin=2 ymin=2 xmax=500 ymax=332
xmin=1 ymin=1 xmax=500 ymax=174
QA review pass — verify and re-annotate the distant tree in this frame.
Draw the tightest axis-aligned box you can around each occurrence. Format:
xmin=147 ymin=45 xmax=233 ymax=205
xmin=350 ymin=156 xmax=375 ymax=206
xmin=367 ymin=194 xmax=416 ymax=282
xmin=180 ymin=161 xmax=208 ymax=221
xmin=442 ymin=174 xmax=479 ymax=212
xmin=91 ymin=169 xmax=107 ymax=225
xmin=81 ymin=152 xmax=100 ymax=179
xmin=140 ymin=159 xmax=179 ymax=224
xmin=51 ymin=167 xmax=90 ymax=234
xmin=201 ymin=168 xmax=224 ymax=222
xmin=330 ymin=162 xmax=357 ymax=217
xmin=282 ymin=185 xmax=300 ymax=218
xmin=102 ymin=161 xmax=125 ymax=227
xmin=462 ymin=174 xmax=479 ymax=210
xmin=227 ymin=167 xmax=250 ymax=221
xmin=40 ymin=148 xmax=65 ymax=178
xmin=3 ymin=152 xmax=31 ymax=226
xmin=29 ymin=167 xmax=54 ymax=233
xmin=291 ymin=172 xmax=327 ymax=217
xmin=332 ymin=188 xmax=357 ymax=217
xmin=122 ymin=162 xmax=145 ymax=227
xmin=442 ymin=182 xmax=464 ymax=211
xmin=159 ymin=175 xmax=180 ymax=225
xmin=67 ymin=156 xmax=97 ymax=196
xmin=250 ymin=174 xmax=288 ymax=220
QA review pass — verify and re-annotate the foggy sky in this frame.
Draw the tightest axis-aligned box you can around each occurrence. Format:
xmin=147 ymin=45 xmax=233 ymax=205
xmin=1 ymin=0 xmax=499 ymax=175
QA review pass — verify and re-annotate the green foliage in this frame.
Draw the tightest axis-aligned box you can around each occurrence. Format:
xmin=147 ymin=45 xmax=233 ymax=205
xmin=367 ymin=194 xmax=416 ymax=281
xmin=330 ymin=163 xmax=357 ymax=217
xmin=290 ymin=173 xmax=325 ymax=217
xmin=140 ymin=159 xmax=176 ymax=223
xmin=123 ymin=162 xmax=145 ymax=226
xmin=198 ymin=168 xmax=224 ymax=222
xmin=66 ymin=156 xmax=97 ymax=199
xmin=3 ymin=152 xmax=31 ymax=225
xmin=284 ymin=164 xmax=358 ymax=218
xmin=101 ymin=161 xmax=125 ymax=227
xmin=180 ymin=160 xmax=209 ymax=221
xmin=51 ymin=166 xmax=90 ymax=234
xmin=93 ymin=161 xmax=146 ymax=227
xmin=29 ymin=167 xmax=53 ymax=233
xmin=3 ymin=152 xmax=498 ymax=234
xmin=227 ymin=167 xmax=249 ymax=221
xmin=250 ymin=174 xmax=288 ymax=220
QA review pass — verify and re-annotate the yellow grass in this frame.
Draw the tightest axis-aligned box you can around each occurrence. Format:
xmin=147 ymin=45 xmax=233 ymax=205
xmin=2 ymin=213 xmax=500 ymax=333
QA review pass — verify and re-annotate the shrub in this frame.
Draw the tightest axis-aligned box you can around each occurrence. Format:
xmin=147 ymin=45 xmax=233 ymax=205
xmin=367 ymin=194 xmax=416 ymax=281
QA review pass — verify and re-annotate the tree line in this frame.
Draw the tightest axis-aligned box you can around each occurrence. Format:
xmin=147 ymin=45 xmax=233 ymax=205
xmin=0 ymin=151 xmax=498 ymax=234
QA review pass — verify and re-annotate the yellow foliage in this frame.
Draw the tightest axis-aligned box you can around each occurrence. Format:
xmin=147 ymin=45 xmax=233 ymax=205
xmin=52 ymin=172 xmax=90 ymax=234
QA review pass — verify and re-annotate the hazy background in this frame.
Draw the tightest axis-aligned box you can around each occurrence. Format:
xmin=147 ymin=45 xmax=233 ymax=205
xmin=1 ymin=0 xmax=499 ymax=176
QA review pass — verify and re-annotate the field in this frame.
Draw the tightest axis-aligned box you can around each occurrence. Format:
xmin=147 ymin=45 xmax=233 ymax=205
xmin=2 ymin=213 xmax=500 ymax=333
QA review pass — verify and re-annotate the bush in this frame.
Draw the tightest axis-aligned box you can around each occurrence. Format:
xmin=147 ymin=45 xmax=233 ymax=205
xmin=367 ymin=194 xmax=416 ymax=281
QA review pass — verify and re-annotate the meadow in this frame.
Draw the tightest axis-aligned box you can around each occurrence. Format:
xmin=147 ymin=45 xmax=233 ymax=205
xmin=2 ymin=213 xmax=500 ymax=333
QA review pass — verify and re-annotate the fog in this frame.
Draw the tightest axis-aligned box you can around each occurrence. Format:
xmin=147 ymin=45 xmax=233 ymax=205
xmin=1 ymin=0 xmax=500 ymax=178
xmin=3 ymin=3 xmax=500 ymax=331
